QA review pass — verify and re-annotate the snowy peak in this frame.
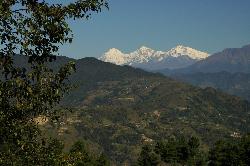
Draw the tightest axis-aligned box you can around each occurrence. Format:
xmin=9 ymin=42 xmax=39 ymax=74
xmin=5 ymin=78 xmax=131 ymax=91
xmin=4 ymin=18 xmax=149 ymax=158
xmin=107 ymin=48 xmax=123 ymax=54
xmin=132 ymin=46 xmax=155 ymax=57
xmin=137 ymin=46 xmax=154 ymax=53
xmin=99 ymin=45 xmax=210 ymax=70
xmin=100 ymin=48 xmax=128 ymax=65
xmin=129 ymin=46 xmax=156 ymax=63
xmin=167 ymin=45 xmax=209 ymax=59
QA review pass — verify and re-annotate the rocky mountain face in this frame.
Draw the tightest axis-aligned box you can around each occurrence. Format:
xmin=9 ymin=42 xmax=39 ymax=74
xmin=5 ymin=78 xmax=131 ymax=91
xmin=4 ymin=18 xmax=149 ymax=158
xmin=99 ymin=45 xmax=209 ymax=70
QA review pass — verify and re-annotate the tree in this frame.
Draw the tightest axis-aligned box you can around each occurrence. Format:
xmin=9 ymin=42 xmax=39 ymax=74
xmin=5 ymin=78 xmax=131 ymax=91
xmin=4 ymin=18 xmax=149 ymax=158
xmin=209 ymin=134 xmax=250 ymax=166
xmin=240 ymin=134 xmax=250 ymax=165
xmin=0 ymin=0 xmax=108 ymax=165
xmin=65 ymin=140 xmax=110 ymax=166
xmin=209 ymin=140 xmax=243 ymax=166
xmin=96 ymin=153 xmax=110 ymax=166
xmin=142 ymin=136 xmax=206 ymax=166
xmin=137 ymin=144 xmax=161 ymax=166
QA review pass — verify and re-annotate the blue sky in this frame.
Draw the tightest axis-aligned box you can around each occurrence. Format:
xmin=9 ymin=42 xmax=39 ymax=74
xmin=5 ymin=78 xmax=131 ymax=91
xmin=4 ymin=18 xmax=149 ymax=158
xmin=58 ymin=0 xmax=250 ymax=59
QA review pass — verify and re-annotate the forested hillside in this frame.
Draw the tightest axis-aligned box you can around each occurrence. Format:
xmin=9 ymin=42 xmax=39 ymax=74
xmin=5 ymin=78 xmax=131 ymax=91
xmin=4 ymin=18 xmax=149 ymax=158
xmin=36 ymin=57 xmax=250 ymax=164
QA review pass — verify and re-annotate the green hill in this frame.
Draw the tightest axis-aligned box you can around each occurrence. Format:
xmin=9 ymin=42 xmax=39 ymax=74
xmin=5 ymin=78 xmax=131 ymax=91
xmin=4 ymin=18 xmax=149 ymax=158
xmin=36 ymin=57 xmax=250 ymax=164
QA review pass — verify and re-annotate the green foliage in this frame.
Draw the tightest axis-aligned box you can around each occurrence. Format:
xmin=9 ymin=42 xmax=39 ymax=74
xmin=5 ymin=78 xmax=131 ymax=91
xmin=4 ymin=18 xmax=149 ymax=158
xmin=135 ymin=135 xmax=250 ymax=166
xmin=66 ymin=140 xmax=110 ymax=166
xmin=208 ymin=134 xmax=250 ymax=166
xmin=152 ymin=136 xmax=206 ymax=165
xmin=0 ymin=0 xmax=108 ymax=123
xmin=0 ymin=0 xmax=108 ymax=165
xmin=136 ymin=134 xmax=250 ymax=166
xmin=96 ymin=153 xmax=110 ymax=166
xmin=209 ymin=140 xmax=242 ymax=166
xmin=137 ymin=144 xmax=161 ymax=166
xmin=0 ymin=135 xmax=64 ymax=165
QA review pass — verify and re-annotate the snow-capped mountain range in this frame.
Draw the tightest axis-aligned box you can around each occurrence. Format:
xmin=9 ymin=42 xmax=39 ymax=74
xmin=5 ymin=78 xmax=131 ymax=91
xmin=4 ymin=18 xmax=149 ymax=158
xmin=99 ymin=45 xmax=210 ymax=70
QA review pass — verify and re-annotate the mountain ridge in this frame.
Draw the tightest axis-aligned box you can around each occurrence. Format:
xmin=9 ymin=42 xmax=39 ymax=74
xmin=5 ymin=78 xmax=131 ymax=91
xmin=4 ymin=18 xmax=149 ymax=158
xmin=171 ymin=71 xmax=250 ymax=101
xmin=99 ymin=45 xmax=210 ymax=70
xmin=154 ymin=44 xmax=250 ymax=102
xmin=167 ymin=44 xmax=250 ymax=74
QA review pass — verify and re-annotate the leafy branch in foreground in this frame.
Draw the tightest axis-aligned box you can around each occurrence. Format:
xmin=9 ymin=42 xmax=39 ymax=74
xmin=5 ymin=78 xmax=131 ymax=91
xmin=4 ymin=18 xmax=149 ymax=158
xmin=0 ymin=0 xmax=108 ymax=165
